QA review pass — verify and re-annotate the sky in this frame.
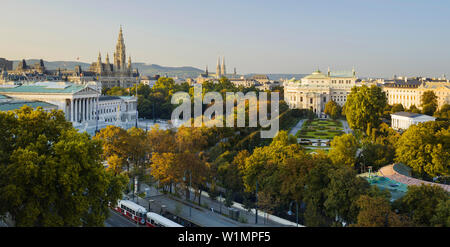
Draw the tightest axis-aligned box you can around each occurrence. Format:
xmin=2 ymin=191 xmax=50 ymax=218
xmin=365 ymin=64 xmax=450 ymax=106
xmin=0 ymin=0 xmax=449 ymax=78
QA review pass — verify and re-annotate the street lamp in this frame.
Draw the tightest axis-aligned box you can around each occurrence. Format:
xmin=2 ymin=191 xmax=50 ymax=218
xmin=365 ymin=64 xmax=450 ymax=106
xmin=183 ymin=170 xmax=192 ymax=218
xmin=287 ymin=200 xmax=299 ymax=227
xmin=255 ymin=179 xmax=258 ymax=224
xmin=148 ymin=199 xmax=154 ymax=212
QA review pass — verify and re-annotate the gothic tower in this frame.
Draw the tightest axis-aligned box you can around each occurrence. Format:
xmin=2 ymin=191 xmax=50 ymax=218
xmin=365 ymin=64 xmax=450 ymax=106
xmin=114 ymin=26 xmax=126 ymax=71
xmin=97 ymin=52 xmax=103 ymax=74
xmin=216 ymin=56 xmax=221 ymax=78
xmin=105 ymin=53 xmax=111 ymax=73
xmin=128 ymin=56 xmax=132 ymax=73
xmin=221 ymin=56 xmax=226 ymax=76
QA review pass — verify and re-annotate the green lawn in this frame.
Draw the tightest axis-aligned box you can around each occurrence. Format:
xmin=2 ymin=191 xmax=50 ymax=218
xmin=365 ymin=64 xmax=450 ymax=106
xmin=296 ymin=119 xmax=344 ymax=140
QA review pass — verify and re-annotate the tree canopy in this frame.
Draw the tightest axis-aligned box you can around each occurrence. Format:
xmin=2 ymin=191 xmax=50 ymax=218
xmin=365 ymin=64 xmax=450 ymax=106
xmin=344 ymin=85 xmax=387 ymax=132
xmin=395 ymin=121 xmax=450 ymax=178
xmin=324 ymin=100 xmax=342 ymax=120
xmin=421 ymin=90 xmax=438 ymax=116
xmin=0 ymin=106 xmax=127 ymax=226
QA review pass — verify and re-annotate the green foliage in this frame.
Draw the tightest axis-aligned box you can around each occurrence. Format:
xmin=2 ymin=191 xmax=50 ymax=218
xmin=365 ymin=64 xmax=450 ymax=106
xmin=324 ymin=100 xmax=342 ymax=120
xmin=430 ymin=199 xmax=450 ymax=227
xmin=324 ymin=166 xmax=370 ymax=225
xmin=395 ymin=121 xmax=450 ymax=178
xmin=329 ymin=134 xmax=359 ymax=167
xmin=0 ymin=106 xmax=127 ymax=226
xmin=407 ymin=104 xmax=421 ymax=114
xmin=344 ymin=85 xmax=387 ymax=132
xmin=358 ymin=123 xmax=400 ymax=171
xmin=391 ymin=103 xmax=404 ymax=113
xmin=394 ymin=184 xmax=449 ymax=226
xmin=434 ymin=104 xmax=450 ymax=120
xmin=421 ymin=90 xmax=438 ymax=116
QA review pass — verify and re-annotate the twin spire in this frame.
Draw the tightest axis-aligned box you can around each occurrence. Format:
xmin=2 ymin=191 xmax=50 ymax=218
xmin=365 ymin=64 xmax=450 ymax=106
xmin=216 ymin=56 xmax=226 ymax=78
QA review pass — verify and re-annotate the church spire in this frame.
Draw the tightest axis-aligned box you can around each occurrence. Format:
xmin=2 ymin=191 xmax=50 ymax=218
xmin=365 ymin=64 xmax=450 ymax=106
xmin=206 ymin=65 xmax=208 ymax=76
xmin=115 ymin=26 xmax=126 ymax=71
xmin=216 ymin=56 xmax=221 ymax=78
xmin=97 ymin=52 xmax=103 ymax=74
xmin=221 ymin=56 xmax=226 ymax=76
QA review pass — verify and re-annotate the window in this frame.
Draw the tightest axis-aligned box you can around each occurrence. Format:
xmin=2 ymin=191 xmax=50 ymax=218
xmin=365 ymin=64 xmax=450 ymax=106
xmin=310 ymin=98 xmax=313 ymax=104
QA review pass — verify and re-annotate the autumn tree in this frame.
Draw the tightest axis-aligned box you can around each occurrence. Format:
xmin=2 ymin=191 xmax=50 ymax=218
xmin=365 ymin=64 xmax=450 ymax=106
xmin=0 ymin=106 xmax=127 ymax=226
xmin=353 ymin=195 xmax=408 ymax=227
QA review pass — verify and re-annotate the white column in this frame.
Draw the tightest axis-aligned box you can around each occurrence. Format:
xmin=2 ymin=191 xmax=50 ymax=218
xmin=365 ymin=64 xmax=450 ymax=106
xmin=82 ymin=98 xmax=86 ymax=122
xmin=88 ymin=98 xmax=91 ymax=121
xmin=70 ymin=99 xmax=74 ymax=122
xmin=90 ymin=98 xmax=93 ymax=121
xmin=79 ymin=98 xmax=83 ymax=122
xmin=75 ymin=99 xmax=79 ymax=122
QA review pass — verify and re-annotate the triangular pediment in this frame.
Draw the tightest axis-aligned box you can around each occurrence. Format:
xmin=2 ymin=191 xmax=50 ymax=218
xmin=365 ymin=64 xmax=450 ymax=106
xmin=74 ymin=86 xmax=100 ymax=95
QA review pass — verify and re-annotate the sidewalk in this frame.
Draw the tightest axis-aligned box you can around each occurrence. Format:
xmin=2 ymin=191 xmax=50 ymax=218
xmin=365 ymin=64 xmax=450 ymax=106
xmin=134 ymin=183 xmax=298 ymax=227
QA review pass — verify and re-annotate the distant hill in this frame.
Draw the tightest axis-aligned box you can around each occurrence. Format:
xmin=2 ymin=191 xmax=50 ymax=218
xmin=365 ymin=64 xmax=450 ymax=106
xmin=11 ymin=59 xmax=306 ymax=80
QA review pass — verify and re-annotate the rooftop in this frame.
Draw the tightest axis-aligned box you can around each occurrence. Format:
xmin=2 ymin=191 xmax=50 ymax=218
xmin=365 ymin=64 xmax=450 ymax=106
xmin=391 ymin=111 xmax=435 ymax=119
xmin=0 ymin=100 xmax=58 ymax=111
xmin=0 ymin=81 xmax=85 ymax=94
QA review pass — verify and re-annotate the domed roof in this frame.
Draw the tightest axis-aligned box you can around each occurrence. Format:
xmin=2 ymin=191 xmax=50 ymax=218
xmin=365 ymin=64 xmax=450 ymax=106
xmin=303 ymin=69 xmax=328 ymax=79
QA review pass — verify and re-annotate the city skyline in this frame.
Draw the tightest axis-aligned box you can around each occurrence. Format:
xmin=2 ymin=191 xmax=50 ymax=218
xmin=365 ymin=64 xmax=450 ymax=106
xmin=0 ymin=0 xmax=449 ymax=78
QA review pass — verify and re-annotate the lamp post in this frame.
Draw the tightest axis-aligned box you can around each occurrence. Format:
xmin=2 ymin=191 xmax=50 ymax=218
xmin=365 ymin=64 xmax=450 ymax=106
xmin=148 ymin=199 xmax=154 ymax=212
xmin=255 ymin=179 xmax=258 ymax=224
xmin=183 ymin=170 xmax=192 ymax=218
xmin=288 ymin=200 xmax=299 ymax=227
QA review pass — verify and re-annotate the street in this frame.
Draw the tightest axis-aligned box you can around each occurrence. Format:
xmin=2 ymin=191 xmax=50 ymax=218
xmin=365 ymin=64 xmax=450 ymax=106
xmin=104 ymin=208 xmax=139 ymax=227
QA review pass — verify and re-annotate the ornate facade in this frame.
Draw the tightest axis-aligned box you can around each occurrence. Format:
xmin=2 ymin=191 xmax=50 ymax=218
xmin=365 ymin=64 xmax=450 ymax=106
xmin=284 ymin=68 xmax=358 ymax=116
xmin=69 ymin=27 xmax=139 ymax=89
xmin=382 ymin=79 xmax=450 ymax=110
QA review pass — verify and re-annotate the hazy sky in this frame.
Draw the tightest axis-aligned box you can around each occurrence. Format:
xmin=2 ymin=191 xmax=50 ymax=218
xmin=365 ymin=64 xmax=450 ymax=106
xmin=0 ymin=0 xmax=449 ymax=78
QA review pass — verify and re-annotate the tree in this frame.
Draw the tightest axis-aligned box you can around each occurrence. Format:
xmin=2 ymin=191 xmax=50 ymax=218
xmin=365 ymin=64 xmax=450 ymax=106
xmin=354 ymin=195 xmax=408 ymax=227
xmin=328 ymin=134 xmax=359 ymax=167
xmin=394 ymin=184 xmax=449 ymax=226
xmin=391 ymin=103 xmax=404 ymax=113
xmin=421 ymin=90 xmax=438 ymax=116
xmin=359 ymin=123 xmax=400 ymax=171
xmin=0 ymin=106 xmax=127 ymax=226
xmin=395 ymin=121 xmax=449 ymax=178
xmin=434 ymin=104 xmax=450 ymax=120
xmin=324 ymin=166 xmax=370 ymax=225
xmin=430 ymin=199 xmax=450 ymax=227
xmin=344 ymin=85 xmax=387 ymax=132
xmin=324 ymin=100 xmax=342 ymax=120
xmin=150 ymin=152 xmax=179 ymax=192
xmin=407 ymin=104 xmax=421 ymax=113
xmin=94 ymin=126 xmax=129 ymax=170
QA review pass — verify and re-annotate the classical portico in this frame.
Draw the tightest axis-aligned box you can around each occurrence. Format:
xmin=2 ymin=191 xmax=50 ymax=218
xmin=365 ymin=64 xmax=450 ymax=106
xmin=0 ymin=81 xmax=100 ymax=123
